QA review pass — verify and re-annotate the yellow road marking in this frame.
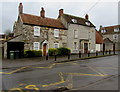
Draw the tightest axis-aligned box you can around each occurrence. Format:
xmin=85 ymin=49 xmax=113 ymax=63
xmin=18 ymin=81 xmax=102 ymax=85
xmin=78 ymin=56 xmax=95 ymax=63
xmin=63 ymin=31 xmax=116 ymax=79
xmin=86 ymin=65 xmax=105 ymax=76
xmin=42 ymin=72 xmax=65 ymax=87
xmin=10 ymin=88 xmax=24 ymax=92
xmin=25 ymin=85 xmax=39 ymax=90
xmin=65 ymin=72 xmax=107 ymax=76
xmin=42 ymin=81 xmax=65 ymax=87
xmin=0 ymin=66 xmax=29 ymax=74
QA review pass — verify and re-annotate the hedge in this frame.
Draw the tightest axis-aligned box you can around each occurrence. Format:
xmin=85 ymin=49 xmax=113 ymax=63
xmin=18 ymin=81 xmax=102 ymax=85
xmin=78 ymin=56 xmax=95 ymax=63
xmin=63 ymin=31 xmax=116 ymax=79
xmin=48 ymin=48 xmax=71 ymax=56
xmin=48 ymin=48 xmax=58 ymax=56
xmin=57 ymin=47 xmax=71 ymax=55
xmin=24 ymin=50 xmax=42 ymax=58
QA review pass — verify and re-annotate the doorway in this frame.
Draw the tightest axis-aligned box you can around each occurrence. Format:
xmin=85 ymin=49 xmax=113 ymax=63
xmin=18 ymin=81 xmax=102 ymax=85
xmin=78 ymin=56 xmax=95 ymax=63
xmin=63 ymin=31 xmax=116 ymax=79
xmin=43 ymin=43 xmax=47 ymax=56
xmin=84 ymin=43 xmax=88 ymax=53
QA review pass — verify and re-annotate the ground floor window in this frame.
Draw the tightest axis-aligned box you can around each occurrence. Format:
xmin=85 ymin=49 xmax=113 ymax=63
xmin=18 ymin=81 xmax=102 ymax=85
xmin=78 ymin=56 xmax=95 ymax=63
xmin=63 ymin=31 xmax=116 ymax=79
xmin=33 ymin=42 xmax=40 ymax=51
xmin=54 ymin=43 xmax=59 ymax=48
xmin=74 ymin=42 xmax=77 ymax=50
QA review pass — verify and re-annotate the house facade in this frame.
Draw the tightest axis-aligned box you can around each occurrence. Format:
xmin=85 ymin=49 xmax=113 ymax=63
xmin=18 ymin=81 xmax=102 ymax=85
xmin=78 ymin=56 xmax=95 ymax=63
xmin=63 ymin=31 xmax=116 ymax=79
xmin=99 ymin=25 xmax=120 ymax=51
xmin=4 ymin=3 xmax=67 ymax=58
xmin=58 ymin=9 xmax=96 ymax=53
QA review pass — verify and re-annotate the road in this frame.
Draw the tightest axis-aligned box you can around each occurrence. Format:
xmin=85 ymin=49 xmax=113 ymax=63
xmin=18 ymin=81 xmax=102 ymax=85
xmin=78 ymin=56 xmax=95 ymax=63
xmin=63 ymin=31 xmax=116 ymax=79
xmin=2 ymin=55 xmax=118 ymax=91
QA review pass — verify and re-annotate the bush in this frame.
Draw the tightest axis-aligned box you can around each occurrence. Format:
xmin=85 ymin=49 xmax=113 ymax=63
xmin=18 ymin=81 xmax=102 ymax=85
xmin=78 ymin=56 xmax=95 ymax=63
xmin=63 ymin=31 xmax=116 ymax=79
xmin=57 ymin=47 xmax=71 ymax=56
xmin=48 ymin=48 xmax=58 ymax=56
xmin=24 ymin=50 xmax=42 ymax=58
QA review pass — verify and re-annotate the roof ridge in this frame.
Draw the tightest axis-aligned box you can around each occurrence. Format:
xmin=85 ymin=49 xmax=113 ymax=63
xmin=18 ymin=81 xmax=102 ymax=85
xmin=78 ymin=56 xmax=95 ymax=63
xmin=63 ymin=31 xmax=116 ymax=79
xmin=63 ymin=13 xmax=87 ymax=21
xmin=22 ymin=13 xmax=59 ymax=21
xmin=103 ymin=25 xmax=120 ymax=28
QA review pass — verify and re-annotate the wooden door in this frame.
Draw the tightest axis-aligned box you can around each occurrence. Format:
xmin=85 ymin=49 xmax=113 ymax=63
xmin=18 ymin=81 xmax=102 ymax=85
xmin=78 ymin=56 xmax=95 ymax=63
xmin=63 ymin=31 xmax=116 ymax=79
xmin=43 ymin=43 xmax=47 ymax=56
xmin=84 ymin=43 xmax=88 ymax=53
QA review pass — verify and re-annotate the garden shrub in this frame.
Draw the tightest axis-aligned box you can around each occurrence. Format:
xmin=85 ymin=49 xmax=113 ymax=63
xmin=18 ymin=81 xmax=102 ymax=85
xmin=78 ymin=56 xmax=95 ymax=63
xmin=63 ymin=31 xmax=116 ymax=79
xmin=24 ymin=50 xmax=42 ymax=58
xmin=48 ymin=48 xmax=58 ymax=56
xmin=57 ymin=47 xmax=71 ymax=56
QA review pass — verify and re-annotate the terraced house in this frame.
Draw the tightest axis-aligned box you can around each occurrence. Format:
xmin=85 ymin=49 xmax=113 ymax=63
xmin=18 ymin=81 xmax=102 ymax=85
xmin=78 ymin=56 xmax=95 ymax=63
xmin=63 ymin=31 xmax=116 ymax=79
xmin=58 ymin=9 xmax=96 ymax=53
xmin=4 ymin=3 xmax=67 ymax=58
xmin=99 ymin=25 xmax=120 ymax=51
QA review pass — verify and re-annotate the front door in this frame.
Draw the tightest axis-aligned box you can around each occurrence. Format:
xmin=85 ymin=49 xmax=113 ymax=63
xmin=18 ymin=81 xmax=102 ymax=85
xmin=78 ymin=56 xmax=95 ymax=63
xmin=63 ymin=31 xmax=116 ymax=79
xmin=43 ymin=43 xmax=47 ymax=56
xmin=84 ymin=43 xmax=88 ymax=53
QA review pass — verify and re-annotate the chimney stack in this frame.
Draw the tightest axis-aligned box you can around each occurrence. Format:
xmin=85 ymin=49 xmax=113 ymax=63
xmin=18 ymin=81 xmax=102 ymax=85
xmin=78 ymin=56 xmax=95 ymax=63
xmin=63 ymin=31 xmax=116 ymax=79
xmin=19 ymin=3 xmax=23 ymax=15
xmin=85 ymin=14 xmax=89 ymax=20
xmin=59 ymin=9 xmax=64 ymax=17
xmin=40 ymin=7 xmax=45 ymax=18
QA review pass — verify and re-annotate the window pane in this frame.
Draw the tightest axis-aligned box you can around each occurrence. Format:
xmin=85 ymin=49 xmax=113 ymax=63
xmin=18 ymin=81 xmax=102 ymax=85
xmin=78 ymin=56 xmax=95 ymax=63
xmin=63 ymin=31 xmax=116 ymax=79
xmin=54 ymin=29 xmax=59 ymax=37
xmin=34 ymin=26 xmax=40 ymax=36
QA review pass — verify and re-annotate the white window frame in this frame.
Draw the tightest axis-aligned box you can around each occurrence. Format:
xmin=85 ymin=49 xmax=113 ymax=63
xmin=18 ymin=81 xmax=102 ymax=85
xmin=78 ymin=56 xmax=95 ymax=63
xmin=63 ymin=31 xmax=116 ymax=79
xmin=74 ymin=30 xmax=78 ymax=38
xmin=34 ymin=26 xmax=40 ymax=36
xmin=114 ymin=28 xmax=119 ymax=32
xmin=85 ymin=22 xmax=90 ymax=26
xmin=33 ymin=42 xmax=40 ymax=51
xmin=74 ymin=42 xmax=77 ymax=50
xmin=113 ymin=34 xmax=118 ymax=39
xmin=54 ymin=43 xmax=59 ymax=48
xmin=72 ymin=19 xmax=77 ymax=23
xmin=54 ymin=29 xmax=59 ymax=37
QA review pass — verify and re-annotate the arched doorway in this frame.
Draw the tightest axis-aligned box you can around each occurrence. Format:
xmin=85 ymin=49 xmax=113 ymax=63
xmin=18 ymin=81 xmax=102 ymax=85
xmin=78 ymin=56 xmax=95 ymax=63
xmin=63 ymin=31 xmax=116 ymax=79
xmin=43 ymin=43 xmax=47 ymax=56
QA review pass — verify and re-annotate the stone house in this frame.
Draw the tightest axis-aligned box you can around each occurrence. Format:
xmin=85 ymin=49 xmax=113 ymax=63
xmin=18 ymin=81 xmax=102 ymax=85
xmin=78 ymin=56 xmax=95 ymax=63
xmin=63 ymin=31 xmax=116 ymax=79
xmin=99 ymin=25 xmax=120 ymax=51
xmin=4 ymin=3 xmax=67 ymax=58
xmin=58 ymin=9 xmax=96 ymax=53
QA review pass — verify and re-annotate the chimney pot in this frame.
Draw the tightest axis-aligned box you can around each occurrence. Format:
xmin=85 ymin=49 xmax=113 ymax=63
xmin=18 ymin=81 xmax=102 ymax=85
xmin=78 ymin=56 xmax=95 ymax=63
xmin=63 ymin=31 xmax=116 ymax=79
xmin=85 ymin=14 xmax=89 ymax=20
xmin=40 ymin=7 xmax=45 ymax=18
xmin=19 ymin=3 xmax=23 ymax=15
xmin=59 ymin=9 xmax=64 ymax=17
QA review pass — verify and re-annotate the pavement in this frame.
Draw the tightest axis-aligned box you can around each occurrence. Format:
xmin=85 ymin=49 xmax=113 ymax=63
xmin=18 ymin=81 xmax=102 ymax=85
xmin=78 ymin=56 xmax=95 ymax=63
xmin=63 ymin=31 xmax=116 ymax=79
xmin=1 ymin=55 xmax=119 ymax=91
xmin=1 ymin=52 xmax=117 ymax=69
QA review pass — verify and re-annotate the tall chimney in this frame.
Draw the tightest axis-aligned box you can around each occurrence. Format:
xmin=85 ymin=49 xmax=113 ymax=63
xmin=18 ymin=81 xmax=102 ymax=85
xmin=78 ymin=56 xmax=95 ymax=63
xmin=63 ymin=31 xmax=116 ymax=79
xmin=40 ymin=7 xmax=45 ymax=18
xmin=19 ymin=3 xmax=23 ymax=15
xmin=85 ymin=14 xmax=89 ymax=20
xmin=59 ymin=9 xmax=64 ymax=17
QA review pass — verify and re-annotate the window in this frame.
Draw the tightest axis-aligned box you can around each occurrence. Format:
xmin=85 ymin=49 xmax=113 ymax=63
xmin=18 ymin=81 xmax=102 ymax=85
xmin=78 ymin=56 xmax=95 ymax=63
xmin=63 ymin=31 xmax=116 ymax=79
xmin=54 ymin=29 xmax=59 ymax=37
xmin=114 ymin=28 xmax=119 ymax=32
xmin=74 ymin=42 xmax=77 ymax=50
xmin=34 ymin=26 xmax=40 ymax=36
xmin=54 ymin=43 xmax=59 ymax=48
xmin=101 ymin=30 xmax=106 ymax=33
xmin=33 ymin=42 xmax=40 ymax=51
xmin=113 ymin=34 xmax=118 ymax=39
xmin=72 ymin=19 xmax=77 ymax=23
xmin=85 ymin=22 xmax=90 ymax=26
xmin=74 ymin=30 xmax=78 ymax=38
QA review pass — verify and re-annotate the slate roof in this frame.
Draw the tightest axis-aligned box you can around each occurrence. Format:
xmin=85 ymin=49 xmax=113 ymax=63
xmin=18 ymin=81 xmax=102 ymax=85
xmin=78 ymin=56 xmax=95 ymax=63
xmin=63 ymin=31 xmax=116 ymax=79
xmin=96 ymin=31 xmax=103 ymax=44
xmin=101 ymin=25 xmax=120 ymax=35
xmin=20 ymin=13 xmax=66 ymax=29
xmin=61 ymin=14 xmax=95 ymax=27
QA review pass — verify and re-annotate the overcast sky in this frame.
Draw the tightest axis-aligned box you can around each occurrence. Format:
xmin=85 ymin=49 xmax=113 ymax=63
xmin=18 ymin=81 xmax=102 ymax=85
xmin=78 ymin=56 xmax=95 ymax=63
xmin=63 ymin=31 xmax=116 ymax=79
xmin=0 ymin=0 xmax=119 ymax=33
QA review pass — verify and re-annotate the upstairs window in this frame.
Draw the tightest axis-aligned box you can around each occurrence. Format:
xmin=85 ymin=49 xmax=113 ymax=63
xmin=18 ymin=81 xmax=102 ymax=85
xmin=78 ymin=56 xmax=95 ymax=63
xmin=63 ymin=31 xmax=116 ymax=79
xmin=72 ymin=19 xmax=77 ymax=23
xmin=54 ymin=29 xmax=59 ymax=37
xmin=114 ymin=28 xmax=119 ymax=32
xmin=33 ymin=42 xmax=40 ymax=51
xmin=101 ymin=30 xmax=106 ymax=33
xmin=85 ymin=22 xmax=90 ymax=26
xmin=34 ymin=26 xmax=40 ymax=36
xmin=74 ymin=30 xmax=78 ymax=38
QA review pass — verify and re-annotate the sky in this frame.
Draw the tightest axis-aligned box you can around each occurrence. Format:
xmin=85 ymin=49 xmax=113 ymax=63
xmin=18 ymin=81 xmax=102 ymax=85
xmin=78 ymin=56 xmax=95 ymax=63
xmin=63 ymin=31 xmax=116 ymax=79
xmin=0 ymin=0 xmax=119 ymax=34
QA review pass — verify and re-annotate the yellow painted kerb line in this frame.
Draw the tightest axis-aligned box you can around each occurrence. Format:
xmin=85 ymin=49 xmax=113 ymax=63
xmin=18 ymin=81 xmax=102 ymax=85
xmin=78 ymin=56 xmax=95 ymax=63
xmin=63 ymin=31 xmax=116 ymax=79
xmin=0 ymin=66 xmax=29 ymax=74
